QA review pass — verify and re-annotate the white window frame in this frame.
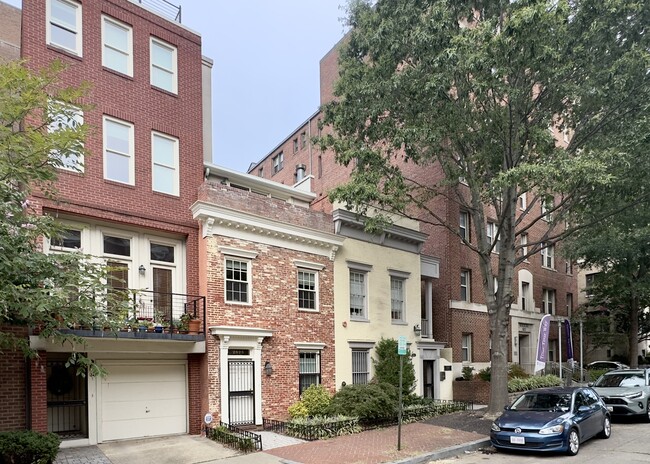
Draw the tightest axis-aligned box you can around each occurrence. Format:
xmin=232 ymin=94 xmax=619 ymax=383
xmin=272 ymin=152 xmax=284 ymax=174
xmin=102 ymin=15 xmax=133 ymax=76
xmin=486 ymin=222 xmax=500 ymax=253
xmin=518 ymin=192 xmax=527 ymax=210
xmin=224 ymin=257 xmax=252 ymax=305
xmin=462 ymin=333 xmax=472 ymax=363
xmin=459 ymin=211 xmax=469 ymax=241
xmin=150 ymin=37 xmax=178 ymax=94
xmin=542 ymin=288 xmax=555 ymax=315
xmin=46 ymin=0 xmax=82 ymax=56
xmin=349 ymin=269 xmax=368 ymax=320
xmin=541 ymin=243 xmax=555 ymax=269
xmin=520 ymin=233 xmax=528 ymax=260
xmin=541 ymin=197 xmax=554 ymax=222
xmin=460 ymin=269 xmax=470 ymax=302
xmin=390 ymin=276 xmax=405 ymax=322
xmin=151 ymin=131 xmax=180 ymax=196
xmin=48 ymin=101 xmax=84 ymax=172
xmin=103 ymin=116 xmax=134 ymax=185
xmin=298 ymin=351 xmax=321 ymax=395
xmin=351 ymin=349 xmax=370 ymax=385
xmin=297 ymin=269 xmax=319 ymax=312
xmin=521 ymin=281 xmax=531 ymax=311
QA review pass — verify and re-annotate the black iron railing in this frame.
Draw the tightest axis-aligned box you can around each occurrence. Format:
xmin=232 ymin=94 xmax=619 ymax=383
xmin=206 ymin=422 xmax=262 ymax=452
xmin=136 ymin=0 xmax=181 ymax=22
xmin=123 ymin=289 xmax=205 ymax=334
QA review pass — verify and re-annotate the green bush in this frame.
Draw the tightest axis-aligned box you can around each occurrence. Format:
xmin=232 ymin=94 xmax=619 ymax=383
xmin=373 ymin=338 xmax=416 ymax=396
xmin=286 ymin=416 xmax=360 ymax=440
xmin=326 ymin=383 xmax=398 ymax=422
xmin=0 ymin=430 xmax=61 ymax=464
xmin=461 ymin=366 xmax=474 ymax=380
xmin=477 ymin=367 xmax=491 ymax=381
xmin=588 ymin=368 xmax=608 ymax=382
xmin=507 ymin=364 xmax=529 ymax=379
xmin=288 ymin=384 xmax=331 ymax=418
xmin=508 ymin=375 xmax=562 ymax=393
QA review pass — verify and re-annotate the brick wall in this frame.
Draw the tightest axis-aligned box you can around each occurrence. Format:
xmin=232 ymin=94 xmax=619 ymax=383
xmin=0 ymin=326 xmax=27 ymax=431
xmin=0 ymin=2 xmax=21 ymax=62
xmin=453 ymin=380 xmax=490 ymax=404
xmin=30 ymin=351 xmax=47 ymax=433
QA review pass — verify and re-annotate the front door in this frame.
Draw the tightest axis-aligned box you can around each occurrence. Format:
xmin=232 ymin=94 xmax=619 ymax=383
xmin=423 ymin=360 xmax=435 ymax=399
xmin=228 ymin=360 xmax=255 ymax=425
xmin=47 ymin=355 xmax=88 ymax=439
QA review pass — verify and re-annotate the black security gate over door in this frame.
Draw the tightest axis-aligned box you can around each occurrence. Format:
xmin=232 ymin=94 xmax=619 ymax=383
xmin=423 ymin=360 xmax=435 ymax=399
xmin=228 ymin=360 xmax=255 ymax=425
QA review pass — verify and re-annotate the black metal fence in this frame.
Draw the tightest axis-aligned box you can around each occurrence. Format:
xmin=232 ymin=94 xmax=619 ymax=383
xmin=137 ymin=0 xmax=181 ymax=22
xmin=205 ymin=422 xmax=262 ymax=452
xmin=123 ymin=289 xmax=205 ymax=334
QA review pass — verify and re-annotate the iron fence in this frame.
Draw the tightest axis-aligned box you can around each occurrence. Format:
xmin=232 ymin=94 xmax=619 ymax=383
xmin=135 ymin=0 xmax=181 ymax=22
xmin=206 ymin=422 xmax=262 ymax=452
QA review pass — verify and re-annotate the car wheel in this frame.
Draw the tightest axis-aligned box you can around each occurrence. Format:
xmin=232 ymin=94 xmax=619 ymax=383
xmin=566 ymin=428 xmax=580 ymax=456
xmin=646 ymin=402 xmax=650 ymax=423
xmin=598 ymin=416 xmax=611 ymax=439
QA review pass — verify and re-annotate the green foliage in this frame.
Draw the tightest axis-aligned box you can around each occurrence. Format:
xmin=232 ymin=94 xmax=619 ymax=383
xmin=508 ymin=375 xmax=563 ymax=393
xmin=461 ymin=366 xmax=474 ymax=380
xmin=477 ymin=367 xmax=491 ymax=382
xmin=286 ymin=416 xmax=361 ymax=440
xmin=0 ymin=61 xmax=130 ymax=375
xmin=588 ymin=369 xmax=609 ymax=383
xmin=0 ymin=430 xmax=61 ymax=464
xmin=326 ymin=383 xmax=398 ymax=422
xmin=206 ymin=426 xmax=257 ymax=453
xmin=507 ymin=364 xmax=530 ymax=380
xmin=288 ymin=384 xmax=331 ymax=418
xmin=372 ymin=338 xmax=416 ymax=396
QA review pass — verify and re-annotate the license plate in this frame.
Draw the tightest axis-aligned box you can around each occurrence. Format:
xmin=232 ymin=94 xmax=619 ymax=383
xmin=510 ymin=436 xmax=525 ymax=445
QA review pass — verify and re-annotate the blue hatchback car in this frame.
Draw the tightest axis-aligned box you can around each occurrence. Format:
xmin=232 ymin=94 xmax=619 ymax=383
xmin=490 ymin=386 xmax=611 ymax=456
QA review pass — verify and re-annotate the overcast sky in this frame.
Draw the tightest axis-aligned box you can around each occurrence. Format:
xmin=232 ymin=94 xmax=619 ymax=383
xmin=4 ymin=0 xmax=348 ymax=173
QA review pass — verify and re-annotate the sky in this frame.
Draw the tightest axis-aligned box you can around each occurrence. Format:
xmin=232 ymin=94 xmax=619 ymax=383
xmin=4 ymin=0 xmax=348 ymax=173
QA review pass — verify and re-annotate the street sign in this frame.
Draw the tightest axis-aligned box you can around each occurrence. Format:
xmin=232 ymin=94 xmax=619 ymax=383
xmin=398 ymin=335 xmax=407 ymax=356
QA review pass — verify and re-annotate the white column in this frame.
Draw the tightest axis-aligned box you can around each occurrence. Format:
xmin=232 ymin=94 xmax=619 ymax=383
xmin=219 ymin=336 xmax=230 ymax=424
xmin=253 ymin=337 xmax=264 ymax=425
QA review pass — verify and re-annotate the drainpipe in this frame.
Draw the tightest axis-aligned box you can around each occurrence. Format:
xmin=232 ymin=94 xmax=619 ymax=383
xmin=308 ymin=116 xmax=313 ymax=178
xmin=25 ymin=358 xmax=32 ymax=430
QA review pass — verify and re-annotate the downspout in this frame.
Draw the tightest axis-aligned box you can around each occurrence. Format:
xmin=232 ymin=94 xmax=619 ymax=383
xmin=308 ymin=116 xmax=313 ymax=177
xmin=25 ymin=357 xmax=32 ymax=430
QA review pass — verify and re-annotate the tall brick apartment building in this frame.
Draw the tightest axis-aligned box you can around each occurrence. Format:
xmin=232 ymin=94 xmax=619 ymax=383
xmin=249 ymin=40 xmax=577 ymax=380
xmin=0 ymin=0 xmax=211 ymax=446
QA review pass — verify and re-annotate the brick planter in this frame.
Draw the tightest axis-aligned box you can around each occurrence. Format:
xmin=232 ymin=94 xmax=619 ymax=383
xmin=453 ymin=380 xmax=490 ymax=404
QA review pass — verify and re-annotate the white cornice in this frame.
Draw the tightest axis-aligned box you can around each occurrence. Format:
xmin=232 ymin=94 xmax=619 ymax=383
xmin=209 ymin=326 xmax=273 ymax=338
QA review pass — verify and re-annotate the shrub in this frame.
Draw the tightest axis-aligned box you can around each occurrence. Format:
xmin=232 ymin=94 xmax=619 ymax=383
xmin=508 ymin=375 xmax=562 ymax=393
xmin=288 ymin=384 xmax=331 ymax=418
xmin=588 ymin=368 xmax=608 ymax=382
xmin=0 ymin=430 xmax=61 ymax=464
xmin=326 ymin=383 xmax=398 ymax=422
xmin=477 ymin=367 xmax=491 ymax=381
xmin=461 ymin=366 xmax=474 ymax=380
xmin=507 ymin=364 xmax=529 ymax=379
xmin=286 ymin=416 xmax=360 ymax=440
xmin=373 ymin=338 xmax=416 ymax=396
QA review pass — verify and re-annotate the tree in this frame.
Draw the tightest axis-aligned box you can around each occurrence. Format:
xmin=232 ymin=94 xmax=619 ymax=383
xmin=319 ymin=0 xmax=650 ymax=413
xmin=372 ymin=337 xmax=416 ymax=396
xmin=0 ymin=61 xmax=129 ymax=375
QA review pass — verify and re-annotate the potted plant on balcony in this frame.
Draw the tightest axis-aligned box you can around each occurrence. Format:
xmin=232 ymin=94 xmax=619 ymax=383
xmin=180 ymin=313 xmax=200 ymax=334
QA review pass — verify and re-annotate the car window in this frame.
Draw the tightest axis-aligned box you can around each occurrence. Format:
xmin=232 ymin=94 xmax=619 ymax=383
xmin=512 ymin=393 xmax=570 ymax=411
xmin=574 ymin=391 xmax=588 ymax=411
xmin=584 ymin=389 xmax=599 ymax=405
xmin=595 ymin=373 xmax=644 ymax=387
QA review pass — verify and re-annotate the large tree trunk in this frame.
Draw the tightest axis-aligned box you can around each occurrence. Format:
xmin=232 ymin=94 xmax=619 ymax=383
xmin=488 ymin=302 xmax=511 ymax=415
xmin=629 ymin=294 xmax=639 ymax=368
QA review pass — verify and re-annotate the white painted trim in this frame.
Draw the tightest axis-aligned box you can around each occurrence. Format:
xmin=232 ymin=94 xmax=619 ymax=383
xmin=294 ymin=342 xmax=326 ymax=350
xmin=218 ymin=246 xmax=259 ymax=259
xmin=346 ymin=260 xmax=373 ymax=272
xmin=293 ymin=260 xmax=325 ymax=271
xmin=209 ymin=326 xmax=273 ymax=338
xmin=101 ymin=14 xmax=133 ymax=76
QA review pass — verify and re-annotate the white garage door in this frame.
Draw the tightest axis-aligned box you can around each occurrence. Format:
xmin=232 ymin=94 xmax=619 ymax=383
xmin=100 ymin=362 xmax=187 ymax=441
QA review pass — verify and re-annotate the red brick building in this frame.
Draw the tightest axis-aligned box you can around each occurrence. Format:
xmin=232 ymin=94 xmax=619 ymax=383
xmin=248 ymin=39 xmax=577 ymax=381
xmin=1 ymin=0 xmax=210 ymax=446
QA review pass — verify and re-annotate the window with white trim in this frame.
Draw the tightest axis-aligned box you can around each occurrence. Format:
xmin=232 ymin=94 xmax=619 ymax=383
xmin=272 ymin=152 xmax=284 ymax=174
xmin=462 ymin=333 xmax=472 ymax=362
xmin=520 ymin=233 xmax=528 ymax=260
xmin=352 ymin=349 xmax=370 ymax=384
xmin=47 ymin=0 xmax=82 ymax=56
xmin=225 ymin=258 xmax=251 ymax=304
xmin=460 ymin=269 xmax=470 ymax=302
xmin=298 ymin=269 xmax=318 ymax=311
xmin=103 ymin=116 xmax=134 ymax=185
xmin=518 ymin=192 xmax=527 ymax=210
xmin=102 ymin=16 xmax=133 ymax=76
xmin=152 ymin=132 xmax=179 ymax=196
xmin=542 ymin=288 xmax=555 ymax=314
xmin=541 ymin=197 xmax=554 ymax=221
xmin=390 ymin=276 xmax=405 ymax=322
xmin=521 ymin=281 xmax=531 ymax=311
xmin=299 ymin=351 xmax=321 ymax=395
xmin=486 ymin=221 xmax=500 ymax=253
xmin=541 ymin=243 xmax=554 ymax=269
xmin=349 ymin=270 xmax=368 ymax=319
xmin=459 ymin=211 xmax=469 ymax=241
xmin=150 ymin=37 xmax=177 ymax=94
xmin=48 ymin=101 xmax=84 ymax=172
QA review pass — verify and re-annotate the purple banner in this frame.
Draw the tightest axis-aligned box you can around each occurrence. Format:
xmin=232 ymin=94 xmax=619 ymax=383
xmin=535 ymin=315 xmax=552 ymax=372
xmin=564 ymin=319 xmax=574 ymax=362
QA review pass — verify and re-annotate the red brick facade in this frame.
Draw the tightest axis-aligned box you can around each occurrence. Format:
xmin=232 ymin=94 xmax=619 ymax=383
xmin=0 ymin=326 xmax=28 ymax=432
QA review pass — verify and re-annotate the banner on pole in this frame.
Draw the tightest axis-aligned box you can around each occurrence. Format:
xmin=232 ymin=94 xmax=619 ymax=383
xmin=564 ymin=319 xmax=574 ymax=363
xmin=535 ymin=314 xmax=552 ymax=373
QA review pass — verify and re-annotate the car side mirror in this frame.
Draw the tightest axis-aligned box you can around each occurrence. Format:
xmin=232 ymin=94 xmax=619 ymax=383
xmin=504 ymin=405 xmax=510 ymax=411
xmin=587 ymin=382 xmax=593 ymax=387
xmin=578 ymin=405 xmax=590 ymax=413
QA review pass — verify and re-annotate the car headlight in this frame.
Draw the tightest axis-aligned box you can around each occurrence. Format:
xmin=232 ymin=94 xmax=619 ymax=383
xmin=539 ymin=424 xmax=564 ymax=435
xmin=624 ymin=392 xmax=643 ymax=399
xmin=491 ymin=422 xmax=501 ymax=432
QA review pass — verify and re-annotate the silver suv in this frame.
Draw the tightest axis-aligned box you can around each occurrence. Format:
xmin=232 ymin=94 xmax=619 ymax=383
xmin=591 ymin=369 xmax=650 ymax=422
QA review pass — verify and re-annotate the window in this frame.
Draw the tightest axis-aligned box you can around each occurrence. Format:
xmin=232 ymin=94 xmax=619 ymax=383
xmin=460 ymin=270 xmax=470 ymax=302
xmin=565 ymin=261 xmax=573 ymax=274
xmin=102 ymin=16 xmax=132 ymax=76
xmin=352 ymin=349 xmax=370 ymax=384
xmin=300 ymin=131 xmax=307 ymax=149
xmin=103 ymin=116 xmax=134 ymax=185
xmin=486 ymin=222 xmax=500 ymax=253
xmin=566 ymin=293 xmax=573 ymax=318
xmin=50 ymin=228 xmax=81 ymax=249
xmin=541 ymin=243 xmax=554 ymax=269
xmin=585 ymin=273 xmax=601 ymax=297
xmin=459 ymin=211 xmax=469 ymax=241
xmin=542 ymin=288 xmax=555 ymax=314
xmin=462 ymin=333 xmax=472 ymax=362
xmin=521 ymin=281 xmax=530 ymax=311
xmin=390 ymin=276 xmax=405 ymax=322
xmin=519 ymin=234 xmax=528 ymax=260
xmin=150 ymin=38 xmax=177 ymax=94
xmin=152 ymin=132 xmax=179 ymax=196
xmin=48 ymin=102 xmax=84 ymax=172
xmin=272 ymin=152 xmax=284 ymax=174
xmin=257 ymin=167 xmax=263 ymax=177
xmin=542 ymin=197 xmax=554 ymax=221
xmin=298 ymin=269 xmax=318 ymax=311
xmin=518 ymin=192 xmax=527 ymax=210
xmin=47 ymin=0 xmax=82 ymax=55
xmin=299 ymin=351 xmax=321 ymax=395
xmin=225 ymin=258 xmax=250 ymax=303
xmin=349 ymin=270 xmax=367 ymax=319
xmin=293 ymin=138 xmax=298 ymax=153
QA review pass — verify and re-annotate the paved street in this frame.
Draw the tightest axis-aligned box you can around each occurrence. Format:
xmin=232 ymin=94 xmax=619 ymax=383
xmin=433 ymin=422 xmax=650 ymax=464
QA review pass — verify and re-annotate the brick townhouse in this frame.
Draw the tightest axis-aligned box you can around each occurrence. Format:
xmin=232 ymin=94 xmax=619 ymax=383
xmin=248 ymin=38 xmax=577 ymax=382
xmin=0 ymin=0 xmax=211 ymax=446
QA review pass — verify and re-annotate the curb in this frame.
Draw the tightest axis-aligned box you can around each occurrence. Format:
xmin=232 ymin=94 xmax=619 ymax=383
xmin=387 ymin=437 xmax=493 ymax=464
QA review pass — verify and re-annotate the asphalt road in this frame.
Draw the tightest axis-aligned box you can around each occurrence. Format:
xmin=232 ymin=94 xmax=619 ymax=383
xmin=433 ymin=420 xmax=650 ymax=463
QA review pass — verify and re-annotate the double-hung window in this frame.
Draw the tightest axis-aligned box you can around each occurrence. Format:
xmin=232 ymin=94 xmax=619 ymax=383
xmin=486 ymin=222 xmax=500 ymax=253
xmin=460 ymin=270 xmax=470 ymax=302
xmin=541 ymin=243 xmax=555 ymax=269
xmin=48 ymin=101 xmax=84 ymax=172
xmin=349 ymin=267 xmax=369 ymax=320
xmin=298 ymin=269 xmax=317 ymax=311
xmin=152 ymin=132 xmax=179 ymax=196
xmin=47 ymin=0 xmax=82 ymax=56
xmin=102 ymin=16 xmax=133 ymax=76
xmin=150 ymin=38 xmax=177 ymax=94
xmin=462 ymin=333 xmax=472 ymax=362
xmin=542 ymin=288 xmax=555 ymax=314
xmin=298 ymin=351 xmax=321 ymax=395
xmin=225 ymin=258 xmax=250 ymax=303
xmin=459 ymin=211 xmax=469 ymax=241
xmin=103 ymin=116 xmax=134 ymax=185
xmin=272 ymin=152 xmax=284 ymax=174
xmin=390 ymin=276 xmax=405 ymax=322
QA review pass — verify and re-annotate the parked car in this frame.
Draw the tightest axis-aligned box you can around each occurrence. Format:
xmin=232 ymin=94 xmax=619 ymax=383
xmin=591 ymin=369 xmax=650 ymax=422
xmin=587 ymin=361 xmax=630 ymax=371
xmin=490 ymin=386 xmax=611 ymax=456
